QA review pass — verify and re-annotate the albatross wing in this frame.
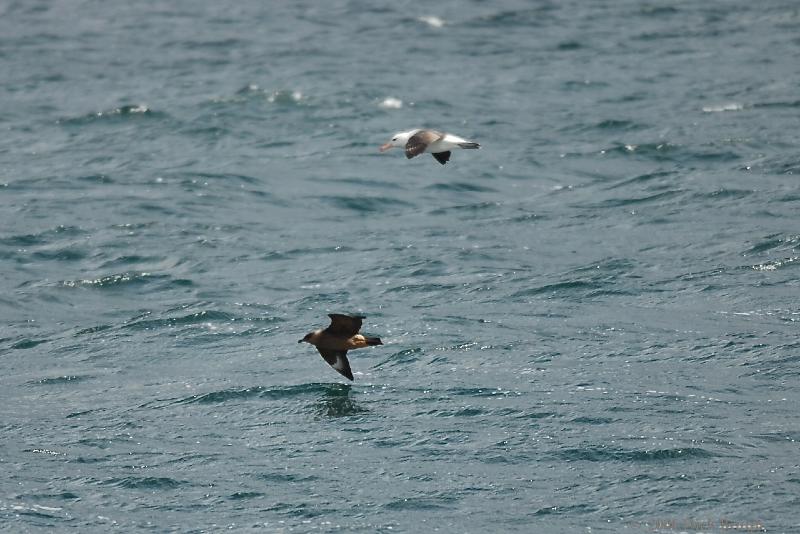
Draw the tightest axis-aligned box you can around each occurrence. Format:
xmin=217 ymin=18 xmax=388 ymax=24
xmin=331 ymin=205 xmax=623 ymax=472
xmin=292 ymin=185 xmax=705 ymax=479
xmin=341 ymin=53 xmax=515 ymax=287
xmin=432 ymin=151 xmax=451 ymax=165
xmin=405 ymin=130 xmax=443 ymax=159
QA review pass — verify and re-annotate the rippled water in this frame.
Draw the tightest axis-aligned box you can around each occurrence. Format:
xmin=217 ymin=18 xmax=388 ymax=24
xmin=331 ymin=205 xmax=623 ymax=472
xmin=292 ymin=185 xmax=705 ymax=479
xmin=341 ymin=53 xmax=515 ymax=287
xmin=2 ymin=1 xmax=799 ymax=532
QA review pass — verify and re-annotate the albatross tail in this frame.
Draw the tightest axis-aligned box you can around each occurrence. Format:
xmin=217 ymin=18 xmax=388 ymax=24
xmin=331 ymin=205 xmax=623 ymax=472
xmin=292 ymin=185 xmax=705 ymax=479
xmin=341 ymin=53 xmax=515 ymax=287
xmin=458 ymin=142 xmax=480 ymax=149
xmin=366 ymin=337 xmax=383 ymax=346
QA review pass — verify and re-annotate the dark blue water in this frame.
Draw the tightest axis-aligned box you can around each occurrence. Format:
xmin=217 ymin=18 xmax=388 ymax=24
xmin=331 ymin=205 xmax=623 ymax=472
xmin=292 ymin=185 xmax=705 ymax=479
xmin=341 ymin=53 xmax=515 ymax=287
xmin=2 ymin=1 xmax=799 ymax=532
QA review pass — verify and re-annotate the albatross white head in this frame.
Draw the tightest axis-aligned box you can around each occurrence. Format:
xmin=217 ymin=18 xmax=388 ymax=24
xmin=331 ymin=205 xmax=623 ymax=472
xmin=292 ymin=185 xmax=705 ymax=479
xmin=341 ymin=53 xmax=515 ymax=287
xmin=379 ymin=130 xmax=417 ymax=152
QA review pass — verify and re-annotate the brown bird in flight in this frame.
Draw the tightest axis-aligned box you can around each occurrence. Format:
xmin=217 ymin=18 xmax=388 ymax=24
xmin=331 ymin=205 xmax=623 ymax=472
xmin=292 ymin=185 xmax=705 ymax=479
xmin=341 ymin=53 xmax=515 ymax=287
xmin=298 ymin=314 xmax=383 ymax=380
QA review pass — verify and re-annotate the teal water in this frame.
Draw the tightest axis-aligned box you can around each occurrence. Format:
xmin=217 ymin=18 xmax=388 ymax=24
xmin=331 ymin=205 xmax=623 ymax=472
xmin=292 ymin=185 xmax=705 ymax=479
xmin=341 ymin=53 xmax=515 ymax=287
xmin=1 ymin=1 xmax=799 ymax=532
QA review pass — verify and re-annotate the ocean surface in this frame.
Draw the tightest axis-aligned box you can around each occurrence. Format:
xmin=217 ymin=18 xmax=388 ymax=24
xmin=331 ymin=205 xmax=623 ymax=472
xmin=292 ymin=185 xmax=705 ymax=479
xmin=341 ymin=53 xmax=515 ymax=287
xmin=1 ymin=1 xmax=799 ymax=532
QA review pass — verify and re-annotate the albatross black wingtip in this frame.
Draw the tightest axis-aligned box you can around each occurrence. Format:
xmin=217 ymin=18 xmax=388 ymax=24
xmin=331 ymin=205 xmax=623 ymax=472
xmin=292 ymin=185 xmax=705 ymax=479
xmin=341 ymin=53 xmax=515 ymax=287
xmin=432 ymin=151 xmax=451 ymax=165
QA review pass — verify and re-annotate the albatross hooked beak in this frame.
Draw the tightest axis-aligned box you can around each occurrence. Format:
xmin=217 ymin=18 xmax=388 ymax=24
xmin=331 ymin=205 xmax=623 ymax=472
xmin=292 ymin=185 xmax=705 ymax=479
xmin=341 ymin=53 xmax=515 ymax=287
xmin=379 ymin=142 xmax=393 ymax=152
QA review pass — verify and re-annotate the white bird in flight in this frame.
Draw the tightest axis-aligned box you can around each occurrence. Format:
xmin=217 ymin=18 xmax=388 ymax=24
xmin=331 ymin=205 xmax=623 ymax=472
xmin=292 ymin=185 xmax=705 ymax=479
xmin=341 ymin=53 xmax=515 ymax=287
xmin=380 ymin=129 xmax=480 ymax=165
